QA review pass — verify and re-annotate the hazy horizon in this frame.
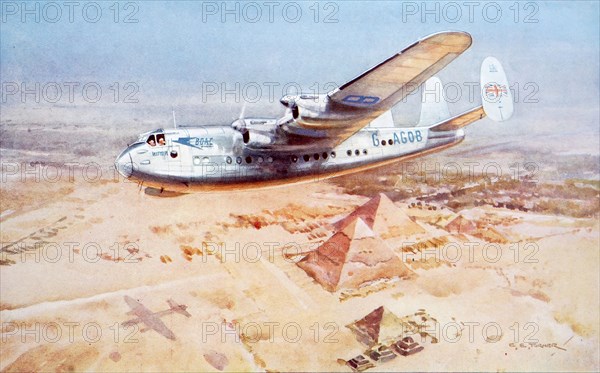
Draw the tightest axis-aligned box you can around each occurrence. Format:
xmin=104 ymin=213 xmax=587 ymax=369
xmin=1 ymin=1 xmax=599 ymax=149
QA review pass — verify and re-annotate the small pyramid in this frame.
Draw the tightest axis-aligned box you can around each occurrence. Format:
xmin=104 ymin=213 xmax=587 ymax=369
xmin=353 ymin=306 xmax=384 ymax=345
xmin=444 ymin=215 xmax=477 ymax=234
xmin=348 ymin=306 xmax=409 ymax=346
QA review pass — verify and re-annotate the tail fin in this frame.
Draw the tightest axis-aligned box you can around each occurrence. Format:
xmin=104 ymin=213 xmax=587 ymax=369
xmin=480 ymin=57 xmax=513 ymax=121
xmin=428 ymin=57 xmax=513 ymax=132
xmin=369 ymin=109 xmax=395 ymax=128
xmin=419 ymin=77 xmax=450 ymax=126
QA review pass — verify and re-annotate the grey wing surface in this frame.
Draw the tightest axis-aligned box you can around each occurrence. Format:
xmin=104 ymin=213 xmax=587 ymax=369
xmin=329 ymin=31 xmax=472 ymax=111
xmin=290 ymin=31 xmax=473 ymax=144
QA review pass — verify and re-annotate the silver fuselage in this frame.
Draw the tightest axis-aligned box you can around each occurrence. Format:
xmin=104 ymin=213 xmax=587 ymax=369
xmin=115 ymin=120 xmax=464 ymax=192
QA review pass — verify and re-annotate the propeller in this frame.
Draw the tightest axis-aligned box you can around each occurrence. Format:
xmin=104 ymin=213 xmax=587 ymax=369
xmin=290 ymin=101 xmax=299 ymax=119
xmin=232 ymin=102 xmax=250 ymax=143
xmin=280 ymin=95 xmax=299 ymax=119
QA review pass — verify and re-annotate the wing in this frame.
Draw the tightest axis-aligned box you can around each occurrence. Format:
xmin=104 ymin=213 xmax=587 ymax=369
xmin=124 ymin=295 xmax=150 ymax=315
xmin=282 ymin=32 xmax=473 ymax=144
xmin=144 ymin=316 xmax=177 ymax=340
xmin=329 ymin=31 xmax=472 ymax=110
xmin=122 ymin=295 xmax=153 ymax=326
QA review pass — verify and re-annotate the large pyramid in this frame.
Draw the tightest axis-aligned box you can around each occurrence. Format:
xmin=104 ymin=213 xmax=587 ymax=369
xmin=297 ymin=216 xmax=413 ymax=292
xmin=333 ymin=193 xmax=427 ymax=239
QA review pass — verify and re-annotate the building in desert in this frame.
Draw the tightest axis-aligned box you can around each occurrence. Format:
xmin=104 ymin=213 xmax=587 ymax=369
xmin=297 ymin=216 xmax=414 ymax=292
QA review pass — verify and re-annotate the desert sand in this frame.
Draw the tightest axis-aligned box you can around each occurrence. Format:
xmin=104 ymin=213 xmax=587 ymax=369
xmin=1 ymin=150 xmax=598 ymax=372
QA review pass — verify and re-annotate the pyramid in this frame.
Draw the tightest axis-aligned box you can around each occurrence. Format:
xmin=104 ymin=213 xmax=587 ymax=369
xmin=297 ymin=217 xmax=413 ymax=292
xmin=444 ymin=215 xmax=477 ymax=234
xmin=333 ymin=193 xmax=427 ymax=239
xmin=348 ymin=306 xmax=409 ymax=346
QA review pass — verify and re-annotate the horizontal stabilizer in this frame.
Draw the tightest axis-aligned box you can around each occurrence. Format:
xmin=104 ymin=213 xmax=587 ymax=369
xmin=167 ymin=299 xmax=192 ymax=317
xmin=481 ymin=57 xmax=513 ymax=121
xmin=429 ymin=106 xmax=485 ymax=132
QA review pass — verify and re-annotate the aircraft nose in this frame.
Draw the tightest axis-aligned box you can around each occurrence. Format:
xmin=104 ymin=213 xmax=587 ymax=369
xmin=115 ymin=149 xmax=134 ymax=179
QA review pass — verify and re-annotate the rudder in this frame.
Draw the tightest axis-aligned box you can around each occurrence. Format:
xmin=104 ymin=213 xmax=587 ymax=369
xmin=480 ymin=57 xmax=513 ymax=121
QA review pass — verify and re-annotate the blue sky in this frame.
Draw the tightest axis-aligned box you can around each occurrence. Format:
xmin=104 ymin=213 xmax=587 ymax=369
xmin=1 ymin=1 xmax=599 ymax=134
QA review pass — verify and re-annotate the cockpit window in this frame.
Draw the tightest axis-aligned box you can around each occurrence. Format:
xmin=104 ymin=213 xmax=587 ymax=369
xmin=147 ymin=133 xmax=166 ymax=147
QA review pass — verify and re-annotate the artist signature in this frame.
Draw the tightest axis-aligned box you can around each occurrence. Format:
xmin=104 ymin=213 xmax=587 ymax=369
xmin=509 ymin=342 xmax=566 ymax=351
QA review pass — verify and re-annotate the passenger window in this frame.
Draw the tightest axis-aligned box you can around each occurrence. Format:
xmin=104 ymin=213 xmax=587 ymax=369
xmin=156 ymin=134 xmax=166 ymax=146
xmin=147 ymin=135 xmax=156 ymax=147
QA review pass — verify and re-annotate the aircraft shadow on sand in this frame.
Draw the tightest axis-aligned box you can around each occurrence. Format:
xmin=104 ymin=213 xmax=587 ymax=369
xmin=122 ymin=295 xmax=191 ymax=341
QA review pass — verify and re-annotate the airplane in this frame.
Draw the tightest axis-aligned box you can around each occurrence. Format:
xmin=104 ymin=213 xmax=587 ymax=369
xmin=122 ymin=295 xmax=191 ymax=340
xmin=115 ymin=31 xmax=513 ymax=193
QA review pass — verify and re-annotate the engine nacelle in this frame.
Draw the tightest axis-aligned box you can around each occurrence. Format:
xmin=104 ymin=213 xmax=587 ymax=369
xmin=231 ymin=118 xmax=281 ymax=148
xmin=280 ymin=93 xmax=360 ymax=128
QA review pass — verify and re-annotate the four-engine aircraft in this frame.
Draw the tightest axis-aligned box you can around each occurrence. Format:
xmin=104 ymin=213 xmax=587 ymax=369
xmin=115 ymin=31 xmax=513 ymax=192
